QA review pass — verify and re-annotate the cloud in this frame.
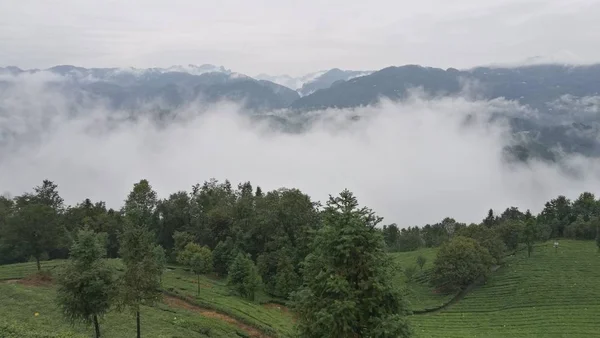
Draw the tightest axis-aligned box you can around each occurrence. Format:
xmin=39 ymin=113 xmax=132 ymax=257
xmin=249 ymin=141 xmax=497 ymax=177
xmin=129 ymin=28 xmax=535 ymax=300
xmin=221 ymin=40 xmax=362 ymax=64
xmin=1 ymin=73 xmax=600 ymax=227
xmin=1 ymin=0 xmax=600 ymax=74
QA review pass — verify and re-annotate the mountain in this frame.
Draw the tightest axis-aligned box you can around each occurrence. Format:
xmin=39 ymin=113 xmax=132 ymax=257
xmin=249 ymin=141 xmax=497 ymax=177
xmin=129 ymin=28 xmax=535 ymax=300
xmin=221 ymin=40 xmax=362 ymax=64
xmin=255 ymin=68 xmax=372 ymax=94
xmin=297 ymin=68 xmax=372 ymax=96
xmin=292 ymin=64 xmax=600 ymax=161
xmin=2 ymin=63 xmax=600 ymax=162
xmin=0 ymin=65 xmax=299 ymax=112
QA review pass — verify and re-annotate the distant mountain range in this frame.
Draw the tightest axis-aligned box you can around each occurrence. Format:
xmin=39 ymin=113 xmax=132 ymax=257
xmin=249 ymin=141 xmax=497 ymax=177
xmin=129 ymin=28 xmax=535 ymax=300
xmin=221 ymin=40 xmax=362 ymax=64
xmin=1 ymin=63 xmax=600 ymax=162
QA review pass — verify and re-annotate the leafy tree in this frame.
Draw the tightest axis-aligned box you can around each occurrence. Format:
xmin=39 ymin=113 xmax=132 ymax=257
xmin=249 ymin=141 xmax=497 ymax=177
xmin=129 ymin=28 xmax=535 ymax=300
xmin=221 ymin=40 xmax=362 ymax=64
xmin=273 ymin=254 xmax=300 ymax=298
xmin=496 ymin=220 xmax=523 ymax=251
xmin=228 ymin=253 xmax=261 ymax=301
xmin=6 ymin=196 xmax=64 ymax=270
xmin=416 ymin=255 xmax=427 ymax=271
xmin=432 ymin=236 xmax=493 ymax=292
xmin=212 ymin=237 xmax=236 ymax=276
xmin=172 ymin=231 xmax=195 ymax=261
xmin=119 ymin=180 xmax=162 ymax=338
xmin=596 ymin=219 xmax=600 ymax=252
xmin=56 ymin=228 xmax=115 ymax=338
xmin=522 ymin=219 xmax=537 ymax=257
xmin=153 ymin=245 xmax=167 ymax=284
xmin=177 ymin=242 xmax=213 ymax=296
xmin=292 ymin=189 xmax=411 ymax=338
xmin=457 ymin=223 xmax=505 ymax=264
xmin=155 ymin=192 xmax=191 ymax=252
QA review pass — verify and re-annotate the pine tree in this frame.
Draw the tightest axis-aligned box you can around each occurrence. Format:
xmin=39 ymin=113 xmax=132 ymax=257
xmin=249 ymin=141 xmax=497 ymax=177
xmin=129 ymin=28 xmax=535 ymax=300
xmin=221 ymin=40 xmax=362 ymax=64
xmin=292 ymin=189 xmax=411 ymax=338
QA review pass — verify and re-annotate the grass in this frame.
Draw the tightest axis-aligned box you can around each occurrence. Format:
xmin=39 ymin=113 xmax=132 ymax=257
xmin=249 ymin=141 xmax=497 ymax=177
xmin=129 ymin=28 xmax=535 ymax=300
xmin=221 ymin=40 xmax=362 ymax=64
xmin=389 ymin=247 xmax=457 ymax=311
xmin=162 ymin=267 xmax=295 ymax=337
xmin=0 ymin=259 xmax=295 ymax=337
xmin=0 ymin=281 xmax=249 ymax=338
xmin=411 ymin=240 xmax=600 ymax=338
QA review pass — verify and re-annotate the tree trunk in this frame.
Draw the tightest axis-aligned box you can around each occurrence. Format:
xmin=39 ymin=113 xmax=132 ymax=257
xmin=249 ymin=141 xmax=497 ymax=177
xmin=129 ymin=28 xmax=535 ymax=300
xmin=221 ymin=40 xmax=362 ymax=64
xmin=136 ymin=311 xmax=141 ymax=338
xmin=197 ymin=274 xmax=200 ymax=296
xmin=93 ymin=314 xmax=101 ymax=338
xmin=36 ymin=256 xmax=41 ymax=271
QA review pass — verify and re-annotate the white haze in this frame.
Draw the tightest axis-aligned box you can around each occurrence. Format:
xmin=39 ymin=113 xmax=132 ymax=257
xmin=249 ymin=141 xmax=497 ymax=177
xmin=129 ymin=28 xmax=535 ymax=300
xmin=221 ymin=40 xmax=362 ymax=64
xmin=1 ymin=73 xmax=600 ymax=227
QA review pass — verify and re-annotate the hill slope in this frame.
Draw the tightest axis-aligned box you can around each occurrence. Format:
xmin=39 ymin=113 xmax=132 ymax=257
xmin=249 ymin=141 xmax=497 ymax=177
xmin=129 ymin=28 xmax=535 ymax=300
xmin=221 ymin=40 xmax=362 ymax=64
xmin=411 ymin=240 xmax=600 ymax=338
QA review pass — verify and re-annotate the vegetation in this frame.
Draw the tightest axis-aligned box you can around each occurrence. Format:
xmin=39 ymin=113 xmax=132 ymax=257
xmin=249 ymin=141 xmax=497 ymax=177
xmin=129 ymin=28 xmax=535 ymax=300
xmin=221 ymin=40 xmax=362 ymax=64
xmin=56 ymin=228 xmax=115 ymax=338
xmin=227 ymin=253 xmax=261 ymax=301
xmin=292 ymin=190 xmax=411 ymax=338
xmin=2 ymin=176 xmax=600 ymax=337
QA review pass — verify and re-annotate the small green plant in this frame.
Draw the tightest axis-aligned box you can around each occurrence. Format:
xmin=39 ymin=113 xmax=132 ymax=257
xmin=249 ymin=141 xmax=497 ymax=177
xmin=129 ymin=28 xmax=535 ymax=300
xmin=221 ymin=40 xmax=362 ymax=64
xmin=404 ymin=265 xmax=418 ymax=282
xmin=416 ymin=255 xmax=427 ymax=270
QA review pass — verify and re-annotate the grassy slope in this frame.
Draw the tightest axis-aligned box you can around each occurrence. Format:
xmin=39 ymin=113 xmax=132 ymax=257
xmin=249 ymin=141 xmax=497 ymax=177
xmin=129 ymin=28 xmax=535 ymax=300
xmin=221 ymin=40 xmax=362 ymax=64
xmin=411 ymin=240 xmax=600 ymax=338
xmin=163 ymin=267 xmax=295 ymax=337
xmin=0 ymin=260 xmax=294 ymax=337
xmin=390 ymin=248 xmax=456 ymax=311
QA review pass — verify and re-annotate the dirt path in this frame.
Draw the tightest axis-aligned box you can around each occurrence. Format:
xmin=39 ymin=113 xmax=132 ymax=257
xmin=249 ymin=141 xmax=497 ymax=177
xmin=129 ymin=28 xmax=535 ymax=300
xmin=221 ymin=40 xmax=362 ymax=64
xmin=162 ymin=294 xmax=271 ymax=338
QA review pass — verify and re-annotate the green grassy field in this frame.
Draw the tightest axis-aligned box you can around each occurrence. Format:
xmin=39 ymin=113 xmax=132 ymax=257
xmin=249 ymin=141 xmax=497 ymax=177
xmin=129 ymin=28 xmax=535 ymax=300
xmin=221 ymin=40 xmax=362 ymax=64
xmin=3 ymin=241 xmax=600 ymax=337
xmin=389 ymin=247 xmax=456 ymax=311
xmin=411 ymin=240 xmax=600 ymax=338
xmin=163 ymin=267 xmax=294 ymax=336
xmin=0 ymin=260 xmax=294 ymax=337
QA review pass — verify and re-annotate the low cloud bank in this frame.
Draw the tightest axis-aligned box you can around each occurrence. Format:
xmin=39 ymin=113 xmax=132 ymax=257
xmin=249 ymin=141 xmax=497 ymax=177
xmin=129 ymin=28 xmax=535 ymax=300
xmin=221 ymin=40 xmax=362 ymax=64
xmin=1 ymin=74 xmax=599 ymax=226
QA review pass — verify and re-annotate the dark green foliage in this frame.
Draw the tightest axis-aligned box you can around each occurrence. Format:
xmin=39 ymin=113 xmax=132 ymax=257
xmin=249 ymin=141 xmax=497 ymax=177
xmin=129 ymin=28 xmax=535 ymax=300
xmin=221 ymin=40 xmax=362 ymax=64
xmin=3 ymin=180 xmax=66 ymax=270
xmin=404 ymin=265 xmax=418 ymax=282
xmin=564 ymin=216 xmax=598 ymax=240
xmin=119 ymin=180 xmax=162 ymax=338
xmin=56 ymin=228 xmax=115 ymax=338
xmin=432 ymin=236 xmax=493 ymax=292
xmin=154 ymin=192 xmax=191 ymax=254
xmin=292 ymin=189 xmax=411 ymax=338
xmin=416 ymin=255 xmax=427 ymax=270
xmin=522 ymin=219 xmax=537 ymax=257
xmin=496 ymin=220 xmax=523 ymax=251
xmin=457 ymin=224 xmax=505 ymax=264
xmin=212 ymin=238 xmax=236 ymax=276
xmin=228 ymin=253 xmax=261 ymax=301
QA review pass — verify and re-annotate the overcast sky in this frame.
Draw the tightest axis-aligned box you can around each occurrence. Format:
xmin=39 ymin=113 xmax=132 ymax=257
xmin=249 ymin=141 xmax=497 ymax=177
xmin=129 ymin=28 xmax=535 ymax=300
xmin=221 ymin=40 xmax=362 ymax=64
xmin=0 ymin=0 xmax=599 ymax=76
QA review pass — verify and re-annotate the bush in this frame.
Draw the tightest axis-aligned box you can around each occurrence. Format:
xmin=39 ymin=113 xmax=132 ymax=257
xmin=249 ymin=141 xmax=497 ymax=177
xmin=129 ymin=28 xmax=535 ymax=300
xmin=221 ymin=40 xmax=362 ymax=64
xmin=416 ymin=255 xmax=427 ymax=270
xmin=432 ymin=236 xmax=493 ymax=292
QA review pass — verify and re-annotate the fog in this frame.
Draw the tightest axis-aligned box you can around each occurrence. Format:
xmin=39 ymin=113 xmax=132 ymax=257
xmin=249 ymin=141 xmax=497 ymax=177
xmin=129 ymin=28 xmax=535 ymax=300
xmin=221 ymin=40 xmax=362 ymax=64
xmin=1 ymin=73 xmax=600 ymax=227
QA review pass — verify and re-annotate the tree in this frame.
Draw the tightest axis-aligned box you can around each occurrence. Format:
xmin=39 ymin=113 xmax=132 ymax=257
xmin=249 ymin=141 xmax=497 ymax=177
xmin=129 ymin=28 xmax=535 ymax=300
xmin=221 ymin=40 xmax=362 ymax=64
xmin=292 ymin=189 xmax=411 ymax=338
xmin=153 ymin=245 xmax=167 ymax=284
xmin=56 ymin=228 xmax=115 ymax=338
xmin=522 ymin=219 xmax=537 ymax=257
xmin=483 ymin=209 xmax=498 ymax=227
xmin=432 ymin=236 xmax=493 ymax=292
xmin=7 ymin=195 xmax=64 ymax=270
xmin=228 ymin=253 xmax=261 ymax=301
xmin=119 ymin=180 xmax=162 ymax=338
xmin=416 ymin=255 xmax=427 ymax=271
xmin=596 ymin=219 xmax=600 ymax=252
xmin=212 ymin=237 xmax=236 ymax=276
xmin=404 ymin=265 xmax=417 ymax=282
xmin=177 ymin=242 xmax=213 ymax=296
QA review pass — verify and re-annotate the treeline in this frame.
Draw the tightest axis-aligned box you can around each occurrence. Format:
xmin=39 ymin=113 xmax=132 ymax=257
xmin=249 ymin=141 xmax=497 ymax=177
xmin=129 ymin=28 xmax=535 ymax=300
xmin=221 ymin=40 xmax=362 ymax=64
xmin=0 ymin=179 xmax=413 ymax=338
xmin=0 ymin=179 xmax=322 ymax=300
xmin=383 ymin=192 xmax=600 ymax=253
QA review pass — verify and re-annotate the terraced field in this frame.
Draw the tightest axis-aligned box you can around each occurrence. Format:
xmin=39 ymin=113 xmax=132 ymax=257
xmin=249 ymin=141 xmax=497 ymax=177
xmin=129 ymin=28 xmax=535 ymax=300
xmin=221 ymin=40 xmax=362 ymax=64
xmin=411 ymin=240 xmax=600 ymax=338
xmin=389 ymin=247 xmax=456 ymax=311
xmin=0 ymin=260 xmax=294 ymax=337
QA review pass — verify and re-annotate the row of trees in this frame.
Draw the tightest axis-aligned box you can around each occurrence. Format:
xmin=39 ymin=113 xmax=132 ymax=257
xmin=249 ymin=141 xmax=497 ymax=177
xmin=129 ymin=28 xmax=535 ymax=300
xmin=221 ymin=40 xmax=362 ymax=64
xmin=383 ymin=192 xmax=600 ymax=254
xmin=0 ymin=179 xmax=413 ymax=337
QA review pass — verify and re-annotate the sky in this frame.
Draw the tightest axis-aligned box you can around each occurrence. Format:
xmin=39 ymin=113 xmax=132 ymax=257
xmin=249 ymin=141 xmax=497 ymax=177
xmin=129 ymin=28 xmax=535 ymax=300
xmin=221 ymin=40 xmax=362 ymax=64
xmin=1 ymin=0 xmax=599 ymax=76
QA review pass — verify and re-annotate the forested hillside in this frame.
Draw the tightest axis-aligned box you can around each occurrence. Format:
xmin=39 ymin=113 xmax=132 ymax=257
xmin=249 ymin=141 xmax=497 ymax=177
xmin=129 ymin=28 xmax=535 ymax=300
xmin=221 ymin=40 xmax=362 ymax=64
xmin=1 ymin=178 xmax=599 ymax=337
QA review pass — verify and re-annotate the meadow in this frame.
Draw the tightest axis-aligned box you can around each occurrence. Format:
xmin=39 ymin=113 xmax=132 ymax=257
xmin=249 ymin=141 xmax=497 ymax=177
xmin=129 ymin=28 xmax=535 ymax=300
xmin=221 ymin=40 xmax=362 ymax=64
xmin=2 ymin=240 xmax=599 ymax=337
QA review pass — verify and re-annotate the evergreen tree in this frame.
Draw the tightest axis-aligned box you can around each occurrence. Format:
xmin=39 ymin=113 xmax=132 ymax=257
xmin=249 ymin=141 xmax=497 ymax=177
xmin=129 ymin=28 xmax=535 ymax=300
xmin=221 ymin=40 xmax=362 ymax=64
xmin=57 ymin=228 xmax=115 ymax=338
xmin=292 ymin=189 xmax=411 ymax=338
